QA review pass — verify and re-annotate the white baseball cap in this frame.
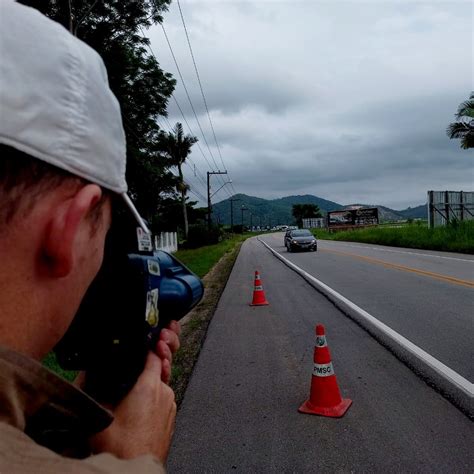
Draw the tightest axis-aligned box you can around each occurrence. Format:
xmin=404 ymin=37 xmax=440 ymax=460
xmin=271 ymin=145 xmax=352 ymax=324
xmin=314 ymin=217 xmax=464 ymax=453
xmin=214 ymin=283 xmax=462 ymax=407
xmin=0 ymin=0 xmax=149 ymax=233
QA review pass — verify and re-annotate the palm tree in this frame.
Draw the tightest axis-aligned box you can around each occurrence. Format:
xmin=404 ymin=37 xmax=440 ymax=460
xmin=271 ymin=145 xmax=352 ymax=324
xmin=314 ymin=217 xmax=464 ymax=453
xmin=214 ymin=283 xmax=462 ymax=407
xmin=163 ymin=123 xmax=198 ymax=238
xmin=447 ymin=92 xmax=474 ymax=149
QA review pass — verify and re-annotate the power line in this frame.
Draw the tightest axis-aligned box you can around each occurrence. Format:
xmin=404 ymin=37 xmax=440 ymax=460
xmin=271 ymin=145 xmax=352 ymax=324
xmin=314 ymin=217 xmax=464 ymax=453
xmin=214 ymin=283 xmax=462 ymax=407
xmin=184 ymin=160 xmax=207 ymax=189
xmin=183 ymin=161 xmax=209 ymax=199
xmin=124 ymin=111 xmax=211 ymax=204
xmin=169 ymin=95 xmax=233 ymax=199
xmin=163 ymin=116 xmax=173 ymax=130
xmin=119 ymin=21 xmax=226 ymax=209
xmin=137 ymin=26 xmax=228 ymax=198
xmin=156 ymin=108 xmax=211 ymax=196
xmin=188 ymin=188 xmax=207 ymax=204
xmin=176 ymin=0 xmax=224 ymax=172
xmin=140 ymin=15 xmax=234 ymax=200
xmin=161 ymin=127 xmax=209 ymax=199
xmin=169 ymin=168 xmax=207 ymax=203
xmin=175 ymin=0 xmax=238 ymax=198
xmin=159 ymin=22 xmax=221 ymax=174
xmin=156 ymin=117 xmax=169 ymax=132
xmin=170 ymin=93 xmax=219 ymax=176
xmin=171 ymin=94 xmax=233 ymax=202
xmin=158 ymin=120 xmax=206 ymax=200
xmin=185 ymin=181 xmax=207 ymax=203
xmin=159 ymin=22 xmax=233 ymax=199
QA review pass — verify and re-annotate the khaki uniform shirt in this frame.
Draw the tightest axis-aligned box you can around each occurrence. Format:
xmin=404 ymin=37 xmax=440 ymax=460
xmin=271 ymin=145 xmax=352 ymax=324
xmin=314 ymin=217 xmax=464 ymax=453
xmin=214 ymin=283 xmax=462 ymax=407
xmin=0 ymin=345 xmax=165 ymax=473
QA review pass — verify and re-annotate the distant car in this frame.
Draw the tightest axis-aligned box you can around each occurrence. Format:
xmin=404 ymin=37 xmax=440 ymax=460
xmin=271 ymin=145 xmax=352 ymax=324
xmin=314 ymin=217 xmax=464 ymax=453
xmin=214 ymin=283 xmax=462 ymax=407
xmin=284 ymin=229 xmax=317 ymax=252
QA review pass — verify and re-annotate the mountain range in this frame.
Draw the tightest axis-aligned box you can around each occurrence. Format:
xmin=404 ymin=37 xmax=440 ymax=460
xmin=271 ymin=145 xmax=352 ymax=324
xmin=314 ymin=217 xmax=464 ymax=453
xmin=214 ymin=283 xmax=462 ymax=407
xmin=211 ymin=194 xmax=426 ymax=226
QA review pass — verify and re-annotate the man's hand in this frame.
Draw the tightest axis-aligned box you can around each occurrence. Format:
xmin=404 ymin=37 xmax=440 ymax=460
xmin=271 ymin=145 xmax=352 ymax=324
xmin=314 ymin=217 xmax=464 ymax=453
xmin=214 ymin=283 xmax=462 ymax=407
xmin=87 ymin=320 xmax=181 ymax=462
xmin=90 ymin=352 xmax=177 ymax=462
xmin=75 ymin=320 xmax=182 ymax=389
xmin=156 ymin=320 xmax=181 ymax=384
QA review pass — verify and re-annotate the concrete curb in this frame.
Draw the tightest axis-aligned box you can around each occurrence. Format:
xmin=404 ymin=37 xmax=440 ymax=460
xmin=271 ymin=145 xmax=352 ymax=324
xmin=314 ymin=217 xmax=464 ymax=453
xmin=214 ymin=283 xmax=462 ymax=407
xmin=259 ymin=238 xmax=473 ymax=419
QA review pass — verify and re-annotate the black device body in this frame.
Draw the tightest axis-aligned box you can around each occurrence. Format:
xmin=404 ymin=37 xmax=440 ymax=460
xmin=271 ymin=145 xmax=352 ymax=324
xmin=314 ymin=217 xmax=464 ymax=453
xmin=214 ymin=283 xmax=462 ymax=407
xmin=55 ymin=213 xmax=203 ymax=404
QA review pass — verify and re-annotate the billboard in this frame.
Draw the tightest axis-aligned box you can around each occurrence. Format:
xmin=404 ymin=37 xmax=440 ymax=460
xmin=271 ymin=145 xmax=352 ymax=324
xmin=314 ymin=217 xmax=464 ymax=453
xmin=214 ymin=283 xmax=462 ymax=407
xmin=302 ymin=218 xmax=326 ymax=229
xmin=427 ymin=191 xmax=474 ymax=228
xmin=327 ymin=208 xmax=379 ymax=228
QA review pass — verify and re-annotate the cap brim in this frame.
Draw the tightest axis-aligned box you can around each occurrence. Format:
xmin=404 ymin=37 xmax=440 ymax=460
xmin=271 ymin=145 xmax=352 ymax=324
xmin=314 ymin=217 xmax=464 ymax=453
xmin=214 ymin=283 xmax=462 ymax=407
xmin=121 ymin=193 xmax=150 ymax=234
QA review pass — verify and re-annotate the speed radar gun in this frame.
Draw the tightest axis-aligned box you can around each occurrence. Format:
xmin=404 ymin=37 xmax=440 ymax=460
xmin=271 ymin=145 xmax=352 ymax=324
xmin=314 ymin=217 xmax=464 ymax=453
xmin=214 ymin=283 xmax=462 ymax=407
xmin=55 ymin=212 xmax=204 ymax=404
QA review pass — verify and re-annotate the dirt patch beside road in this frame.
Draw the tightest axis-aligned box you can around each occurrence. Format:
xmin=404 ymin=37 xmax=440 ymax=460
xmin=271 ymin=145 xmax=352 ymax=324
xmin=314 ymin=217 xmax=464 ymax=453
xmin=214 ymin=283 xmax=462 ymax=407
xmin=170 ymin=241 xmax=243 ymax=407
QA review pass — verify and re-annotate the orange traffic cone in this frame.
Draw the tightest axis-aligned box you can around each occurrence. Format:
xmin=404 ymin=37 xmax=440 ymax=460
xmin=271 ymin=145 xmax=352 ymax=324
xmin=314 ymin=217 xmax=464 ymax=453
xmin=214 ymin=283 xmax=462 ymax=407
xmin=250 ymin=271 xmax=269 ymax=306
xmin=299 ymin=324 xmax=352 ymax=417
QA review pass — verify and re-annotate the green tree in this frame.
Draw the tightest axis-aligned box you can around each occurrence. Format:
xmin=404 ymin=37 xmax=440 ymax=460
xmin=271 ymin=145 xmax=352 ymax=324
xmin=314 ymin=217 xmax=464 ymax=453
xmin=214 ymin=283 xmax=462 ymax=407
xmin=162 ymin=123 xmax=198 ymax=238
xmin=20 ymin=0 xmax=178 ymax=222
xmin=152 ymin=196 xmax=207 ymax=233
xmin=447 ymin=92 xmax=474 ymax=150
xmin=292 ymin=204 xmax=322 ymax=227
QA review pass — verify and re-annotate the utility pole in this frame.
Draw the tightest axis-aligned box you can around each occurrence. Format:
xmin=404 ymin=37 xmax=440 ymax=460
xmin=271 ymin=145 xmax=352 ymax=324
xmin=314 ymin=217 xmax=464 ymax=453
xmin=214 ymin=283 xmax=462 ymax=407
xmin=230 ymin=197 xmax=241 ymax=233
xmin=241 ymin=205 xmax=248 ymax=230
xmin=207 ymin=171 xmax=228 ymax=231
xmin=67 ymin=0 xmax=73 ymax=33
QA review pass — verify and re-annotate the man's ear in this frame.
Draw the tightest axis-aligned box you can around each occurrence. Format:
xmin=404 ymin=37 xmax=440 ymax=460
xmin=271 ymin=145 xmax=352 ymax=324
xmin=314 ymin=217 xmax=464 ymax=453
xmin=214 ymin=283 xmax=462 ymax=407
xmin=42 ymin=184 xmax=103 ymax=278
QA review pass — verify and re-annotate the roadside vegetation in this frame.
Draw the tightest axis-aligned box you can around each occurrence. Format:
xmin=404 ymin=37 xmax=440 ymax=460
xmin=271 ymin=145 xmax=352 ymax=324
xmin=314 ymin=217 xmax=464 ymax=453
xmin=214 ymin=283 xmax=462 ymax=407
xmin=175 ymin=233 xmax=253 ymax=278
xmin=42 ymin=352 xmax=77 ymax=382
xmin=312 ymin=220 xmax=474 ymax=254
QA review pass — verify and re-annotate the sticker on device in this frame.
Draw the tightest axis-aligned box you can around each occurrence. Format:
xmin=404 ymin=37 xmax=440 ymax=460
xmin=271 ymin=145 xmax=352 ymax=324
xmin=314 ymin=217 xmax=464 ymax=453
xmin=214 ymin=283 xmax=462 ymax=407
xmin=137 ymin=227 xmax=153 ymax=252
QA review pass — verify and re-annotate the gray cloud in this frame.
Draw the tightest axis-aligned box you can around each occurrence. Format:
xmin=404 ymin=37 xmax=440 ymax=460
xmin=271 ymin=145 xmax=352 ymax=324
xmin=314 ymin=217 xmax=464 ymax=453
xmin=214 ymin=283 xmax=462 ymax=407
xmin=149 ymin=1 xmax=473 ymax=210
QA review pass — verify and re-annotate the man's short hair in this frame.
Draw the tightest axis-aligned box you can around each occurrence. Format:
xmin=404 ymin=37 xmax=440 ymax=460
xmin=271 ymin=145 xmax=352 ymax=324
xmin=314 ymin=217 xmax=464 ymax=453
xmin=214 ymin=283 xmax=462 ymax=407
xmin=0 ymin=144 xmax=108 ymax=230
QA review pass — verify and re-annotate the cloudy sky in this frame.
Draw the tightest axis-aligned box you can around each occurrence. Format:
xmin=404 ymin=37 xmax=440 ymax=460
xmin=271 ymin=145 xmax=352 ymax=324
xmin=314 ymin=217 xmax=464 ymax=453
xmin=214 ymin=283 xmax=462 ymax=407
xmin=147 ymin=0 xmax=473 ymax=210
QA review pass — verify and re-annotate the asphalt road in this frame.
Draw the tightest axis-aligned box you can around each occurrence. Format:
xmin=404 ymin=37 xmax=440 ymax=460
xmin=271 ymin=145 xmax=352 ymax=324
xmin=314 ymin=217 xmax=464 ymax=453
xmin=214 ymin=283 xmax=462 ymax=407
xmin=167 ymin=237 xmax=473 ymax=473
xmin=262 ymin=234 xmax=474 ymax=381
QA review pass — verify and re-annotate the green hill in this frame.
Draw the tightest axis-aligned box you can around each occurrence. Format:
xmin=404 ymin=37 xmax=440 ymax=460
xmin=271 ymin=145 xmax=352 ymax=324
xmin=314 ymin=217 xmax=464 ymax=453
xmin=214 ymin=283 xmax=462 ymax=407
xmin=212 ymin=194 xmax=343 ymax=226
xmin=397 ymin=205 xmax=427 ymax=219
xmin=211 ymin=194 xmax=427 ymax=226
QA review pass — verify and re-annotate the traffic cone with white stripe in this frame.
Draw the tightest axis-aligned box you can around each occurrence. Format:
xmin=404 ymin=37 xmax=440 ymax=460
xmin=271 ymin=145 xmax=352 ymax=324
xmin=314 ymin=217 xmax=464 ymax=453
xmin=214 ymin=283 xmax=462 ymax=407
xmin=250 ymin=271 xmax=269 ymax=306
xmin=298 ymin=324 xmax=352 ymax=417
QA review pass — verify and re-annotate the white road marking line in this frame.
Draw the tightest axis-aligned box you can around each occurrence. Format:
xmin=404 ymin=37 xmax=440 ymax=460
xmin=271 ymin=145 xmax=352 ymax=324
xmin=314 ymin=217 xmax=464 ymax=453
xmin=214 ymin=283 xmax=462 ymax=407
xmin=259 ymin=238 xmax=474 ymax=398
xmin=319 ymin=241 xmax=474 ymax=263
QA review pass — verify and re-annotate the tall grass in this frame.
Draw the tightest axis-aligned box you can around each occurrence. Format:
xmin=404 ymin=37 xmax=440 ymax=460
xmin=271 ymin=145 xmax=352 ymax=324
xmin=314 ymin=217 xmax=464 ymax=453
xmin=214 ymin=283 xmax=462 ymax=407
xmin=175 ymin=233 xmax=252 ymax=277
xmin=312 ymin=221 xmax=474 ymax=254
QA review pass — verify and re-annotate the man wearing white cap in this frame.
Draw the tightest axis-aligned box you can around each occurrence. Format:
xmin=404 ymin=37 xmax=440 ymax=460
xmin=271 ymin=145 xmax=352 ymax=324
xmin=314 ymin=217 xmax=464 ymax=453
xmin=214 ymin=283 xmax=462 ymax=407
xmin=0 ymin=1 xmax=180 ymax=471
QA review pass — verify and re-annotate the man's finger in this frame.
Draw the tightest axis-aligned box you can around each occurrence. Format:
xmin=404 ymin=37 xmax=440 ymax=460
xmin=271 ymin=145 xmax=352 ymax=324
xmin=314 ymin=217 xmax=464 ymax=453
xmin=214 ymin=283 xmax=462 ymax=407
xmin=156 ymin=340 xmax=173 ymax=365
xmin=167 ymin=320 xmax=182 ymax=336
xmin=159 ymin=328 xmax=180 ymax=354
xmin=161 ymin=358 xmax=171 ymax=385
xmin=140 ymin=351 xmax=162 ymax=384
